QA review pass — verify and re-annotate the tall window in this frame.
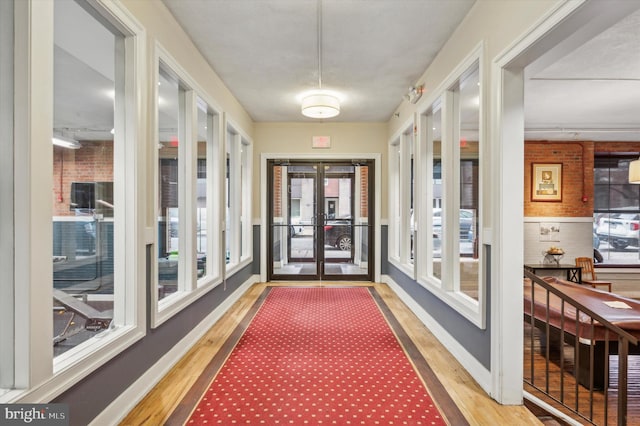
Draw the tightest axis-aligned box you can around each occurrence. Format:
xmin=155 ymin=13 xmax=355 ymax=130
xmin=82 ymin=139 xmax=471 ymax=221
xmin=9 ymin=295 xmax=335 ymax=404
xmin=403 ymin=128 xmax=415 ymax=265
xmin=196 ymin=97 xmax=220 ymax=283
xmin=52 ymin=0 xmax=120 ymax=356
xmin=2 ymin=0 xmax=143 ymax=401
xmin=594 ymin=154 xmax=640 ymax=265
xmin=157 ymin=63 xmax=186 ymax=301
xmin=452 ymin=63 xmax=480 ymax=300
xmin=153 ymin=48 xmax=224 ymax=326
xmin=225 ymin=130 xmax=234 ymax=265
xmin=426 ymin=103 xmax=444 ymax=282
xmin=389 ymin=139 xmax=401 ymax=261
xmin=417 ymin=52 xmax=484 ymax=327
xmin=225 ymin=124 xmax=252 ymax=270
xmin=240 ymin=138 xmax=252 ymax=261
xmin=389 ymin=122 xmax=415 ymax=274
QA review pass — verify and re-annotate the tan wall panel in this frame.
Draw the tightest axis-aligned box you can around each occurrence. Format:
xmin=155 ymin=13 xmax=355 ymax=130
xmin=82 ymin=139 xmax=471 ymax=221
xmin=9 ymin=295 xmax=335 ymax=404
xmin=253 ymin=122 xmax=388 ymax=219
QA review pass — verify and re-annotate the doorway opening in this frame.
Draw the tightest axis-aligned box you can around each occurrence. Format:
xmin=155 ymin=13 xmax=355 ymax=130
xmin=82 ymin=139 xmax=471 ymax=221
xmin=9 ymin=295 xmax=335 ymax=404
xmin=267 ymin=160 xmax=374 ymax=281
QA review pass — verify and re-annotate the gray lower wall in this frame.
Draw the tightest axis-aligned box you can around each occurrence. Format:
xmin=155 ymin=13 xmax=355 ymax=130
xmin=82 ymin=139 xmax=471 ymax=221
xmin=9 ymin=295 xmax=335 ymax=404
xmin=53 ymin=226 xmax=260 ymax=426
xmin=381 ymin=225 xmax=491 ymax=369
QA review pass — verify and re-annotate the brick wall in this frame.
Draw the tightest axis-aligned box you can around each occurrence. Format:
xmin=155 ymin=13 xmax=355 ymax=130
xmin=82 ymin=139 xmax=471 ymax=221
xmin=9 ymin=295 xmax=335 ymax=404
xmin=524 ymin=141 xmax=593 ymax=217
xmin=360 ymin=166 xmax=368 ymax=219
xmin=53 ymin=142 xmax=114 ymax=216
xmin=525 ymin=141 xmax=640 ymax=218
xmin=593 ymin=142 xmax=640 ymax=154
xmin=273 ymin=165 xmax=282 ymax=218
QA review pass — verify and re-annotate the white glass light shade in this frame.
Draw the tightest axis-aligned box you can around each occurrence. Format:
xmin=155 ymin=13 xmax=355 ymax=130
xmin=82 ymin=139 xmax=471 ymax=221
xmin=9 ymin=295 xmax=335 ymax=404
xmin=301 ymin=93 xmax=340 ymax=118
xmin=629 ymin=158 xmax=640 ymax=183
xmin=52 ymin=135 xmax=81 ymax=149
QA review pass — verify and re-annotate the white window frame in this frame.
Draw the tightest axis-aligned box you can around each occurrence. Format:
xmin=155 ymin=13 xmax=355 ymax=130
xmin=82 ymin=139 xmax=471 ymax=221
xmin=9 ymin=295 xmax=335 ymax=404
xmin=402 ymin=126 xmax=415 ymax=268
xmin=416 ymin=43 xmax=486 ymax=328
xmin=0 ymin=0 xmax=15 ymax=396
xmin=224 ymin=118 xmax=253 ymax=276
xmin=152 ymin=43 xmax=224 ymax=328
xmin=388 ymin=137 xmax=401 ymax=263
xmin=417 ymin=100 xmax=445 ymax=289
xmin=240 ymin=136 xmax=253 ymax=263
xmin=3 ymin=0 xmax=147 ymax=403
xmin=196 ymin=97 xmax=223 ymax=287
xmin=388 ymin=118 xmax=416 ymax=278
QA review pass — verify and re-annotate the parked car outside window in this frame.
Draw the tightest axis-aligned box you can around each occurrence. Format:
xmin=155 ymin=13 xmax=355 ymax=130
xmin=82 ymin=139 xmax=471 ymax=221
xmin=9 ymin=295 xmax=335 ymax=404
xmin=595 ymin=213 xmax=640 ymax=249
xmin=432 ymin=208 xmax=475 ymax=241
xmin=324 ymin=218 xmax=352 ymax=251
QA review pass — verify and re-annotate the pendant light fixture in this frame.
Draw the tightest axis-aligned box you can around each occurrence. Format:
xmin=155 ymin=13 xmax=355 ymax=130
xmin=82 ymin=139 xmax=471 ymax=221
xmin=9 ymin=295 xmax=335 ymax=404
xmin=629 ymin=156 xmax=640 ymax=183
xmin=301 ymin=0 xmax=340 ymax=119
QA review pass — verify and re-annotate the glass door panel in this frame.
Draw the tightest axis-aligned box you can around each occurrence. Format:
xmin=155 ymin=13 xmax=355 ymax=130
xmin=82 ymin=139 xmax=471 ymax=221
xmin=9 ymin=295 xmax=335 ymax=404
xmin=288 ymin=173 xmax=317 ymax=264
xmin=270 ymin=164 xmax=318 ymax=277
xmin=322 ymin=164 xmax=370 ymax=278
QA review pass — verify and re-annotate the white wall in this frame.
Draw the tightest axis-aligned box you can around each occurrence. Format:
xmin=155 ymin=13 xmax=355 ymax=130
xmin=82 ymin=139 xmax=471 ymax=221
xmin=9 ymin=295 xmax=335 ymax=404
xmin=523 ymin=217 xmax=593 ymax=265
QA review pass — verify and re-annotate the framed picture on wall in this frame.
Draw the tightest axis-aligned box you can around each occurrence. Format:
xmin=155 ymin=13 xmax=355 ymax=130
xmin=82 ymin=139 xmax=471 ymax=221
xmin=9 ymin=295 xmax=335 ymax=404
xmin=532 ymin=163 xmax=562 ymax=202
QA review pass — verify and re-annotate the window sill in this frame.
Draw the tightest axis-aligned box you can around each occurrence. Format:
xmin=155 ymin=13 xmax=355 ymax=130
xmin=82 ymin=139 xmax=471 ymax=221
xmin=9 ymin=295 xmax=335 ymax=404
xmin=388 ymin=257 xmax=415 ymax=280
xmin=6 ymin=324 xmax=144 ymax=404
xmin=595 ymin=264 xmax=640 ymax=269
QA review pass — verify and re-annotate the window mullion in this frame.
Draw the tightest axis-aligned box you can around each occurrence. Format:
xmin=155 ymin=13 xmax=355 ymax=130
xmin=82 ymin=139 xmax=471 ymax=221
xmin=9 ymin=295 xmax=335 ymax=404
xmin=206 ymin=110 xmax=220 ymax=281
xmin=113 ymin=34 xmax=127 ymax=324
xmin=417 ymin=114 xmax=429 ymax=280
xmin=231 ymin=133 xmax=242 ymax=265
xmin=400 ymin=129 xmax=413 ymax=266
xmin=0 ymin=0 xmax=15 ymax=391
xmin=389 ymin=140 xmax=401 ymax=261
xmin=451 ymin=86 xmax=462 ymax=293
xmin=183 ymin=90 xmax=197 ymax=290
xmin=17 ymin=0 xmax=54 ymax=388
xmin=241 ymin=140 xmax=252 ymax=261
xmin=441 ymin=91 xmax=456 ymax=291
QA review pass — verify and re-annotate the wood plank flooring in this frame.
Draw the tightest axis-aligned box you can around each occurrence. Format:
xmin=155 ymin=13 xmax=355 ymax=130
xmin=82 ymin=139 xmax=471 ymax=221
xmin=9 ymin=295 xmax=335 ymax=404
xmin=120 ymin=282 xmax=542 ymax=425
xmin=524 ymin=321 xmax=640 ymax=425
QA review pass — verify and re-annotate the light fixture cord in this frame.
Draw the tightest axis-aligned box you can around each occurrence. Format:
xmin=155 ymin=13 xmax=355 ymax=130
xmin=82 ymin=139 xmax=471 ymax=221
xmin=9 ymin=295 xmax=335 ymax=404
xmin=317 ymin=0 xmax=322 ymax=89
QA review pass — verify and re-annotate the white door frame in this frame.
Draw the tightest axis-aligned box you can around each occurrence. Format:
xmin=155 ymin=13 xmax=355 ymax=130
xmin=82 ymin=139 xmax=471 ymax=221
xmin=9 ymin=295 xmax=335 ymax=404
xmin=490 ymin=0 xmax=640 ymax=403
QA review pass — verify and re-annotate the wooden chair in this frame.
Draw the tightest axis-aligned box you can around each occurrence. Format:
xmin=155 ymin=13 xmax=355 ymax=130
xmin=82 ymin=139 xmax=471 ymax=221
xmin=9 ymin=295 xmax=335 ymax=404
xmin=575 ymin=257 xmax=612 ymax=292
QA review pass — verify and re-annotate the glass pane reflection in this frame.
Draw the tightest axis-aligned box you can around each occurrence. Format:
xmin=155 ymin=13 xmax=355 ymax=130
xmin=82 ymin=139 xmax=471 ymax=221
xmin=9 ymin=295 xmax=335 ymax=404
xmin=457 ymin=64 xmax=480 ymax=300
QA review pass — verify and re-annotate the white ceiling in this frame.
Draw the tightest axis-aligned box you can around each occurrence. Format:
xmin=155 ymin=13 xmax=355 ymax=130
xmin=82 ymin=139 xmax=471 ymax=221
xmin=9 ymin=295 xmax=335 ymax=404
xmin=161 ymin=0 xmax=476 ymax=122
xmin=524 ymin=5 xmax=640 ymax=142
xmin=53 ymin=0 xmax=640 ymax=142
xmin=162 ymin=0 xmax=640 ymax=140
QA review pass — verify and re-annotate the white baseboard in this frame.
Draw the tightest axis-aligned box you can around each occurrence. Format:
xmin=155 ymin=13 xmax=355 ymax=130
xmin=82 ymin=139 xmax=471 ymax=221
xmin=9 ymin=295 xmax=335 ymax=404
xmin=90 ymin=274 xmax=260 ymax=426
xmin=381 ymin=274 xmax=492 ymax=393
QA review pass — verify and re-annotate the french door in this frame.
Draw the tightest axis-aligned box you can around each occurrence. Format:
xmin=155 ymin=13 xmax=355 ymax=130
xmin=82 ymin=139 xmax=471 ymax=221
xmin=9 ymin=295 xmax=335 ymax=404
xmin=268 ymin=160 xmax=374 ymax=281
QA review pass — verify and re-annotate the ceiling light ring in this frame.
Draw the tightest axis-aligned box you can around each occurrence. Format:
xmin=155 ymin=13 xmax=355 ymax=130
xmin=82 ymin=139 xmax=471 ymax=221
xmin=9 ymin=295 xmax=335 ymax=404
xmin=301 ymin=93 xmax=340 ymax=118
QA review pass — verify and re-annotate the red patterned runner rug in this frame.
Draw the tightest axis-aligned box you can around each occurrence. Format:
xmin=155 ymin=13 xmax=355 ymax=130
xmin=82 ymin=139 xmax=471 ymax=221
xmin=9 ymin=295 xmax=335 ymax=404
xmin=168 ymin=287 xmax=468 ymax=425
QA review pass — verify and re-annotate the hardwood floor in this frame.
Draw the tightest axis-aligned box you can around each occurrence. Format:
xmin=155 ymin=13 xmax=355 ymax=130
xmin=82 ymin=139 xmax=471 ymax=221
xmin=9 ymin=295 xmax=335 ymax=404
xmin=524 ymin=321 xmax=640 ymax=425
xmin=120 ymin=282 xmax=542 ymax=425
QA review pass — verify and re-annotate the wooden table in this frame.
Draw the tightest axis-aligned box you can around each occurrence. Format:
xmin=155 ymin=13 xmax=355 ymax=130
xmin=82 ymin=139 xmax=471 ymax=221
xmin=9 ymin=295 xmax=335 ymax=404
xmin=524 ymin=263 xmax=582 ymax=283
